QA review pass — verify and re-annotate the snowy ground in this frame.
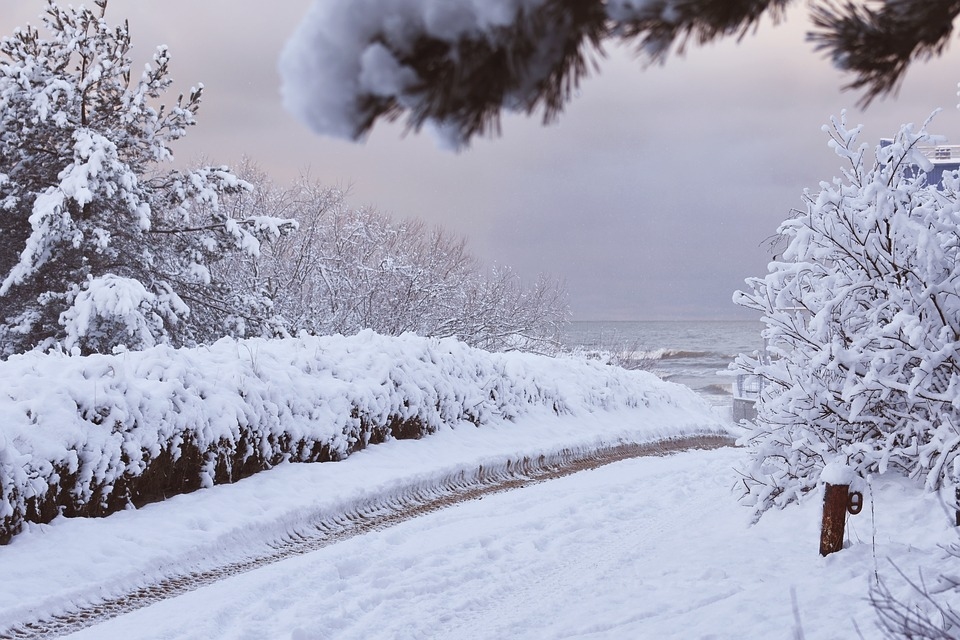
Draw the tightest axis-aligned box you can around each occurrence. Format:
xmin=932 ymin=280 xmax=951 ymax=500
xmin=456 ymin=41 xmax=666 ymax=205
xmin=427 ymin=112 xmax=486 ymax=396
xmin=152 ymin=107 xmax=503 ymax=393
xmin=2 ymin=408 xmax=959 ymax=639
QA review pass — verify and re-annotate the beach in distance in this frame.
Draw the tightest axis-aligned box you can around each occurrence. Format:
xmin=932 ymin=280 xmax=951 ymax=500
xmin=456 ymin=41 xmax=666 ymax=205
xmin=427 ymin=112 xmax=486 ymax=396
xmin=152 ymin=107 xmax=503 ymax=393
xmin=563 ymin=320 xmax=765 ymax=412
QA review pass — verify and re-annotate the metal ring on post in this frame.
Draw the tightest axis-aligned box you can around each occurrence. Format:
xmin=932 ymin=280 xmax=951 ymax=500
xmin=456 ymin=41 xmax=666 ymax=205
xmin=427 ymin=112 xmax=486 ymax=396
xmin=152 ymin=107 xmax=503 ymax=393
xmin=847 ymin=491 xmax=863 ymax=515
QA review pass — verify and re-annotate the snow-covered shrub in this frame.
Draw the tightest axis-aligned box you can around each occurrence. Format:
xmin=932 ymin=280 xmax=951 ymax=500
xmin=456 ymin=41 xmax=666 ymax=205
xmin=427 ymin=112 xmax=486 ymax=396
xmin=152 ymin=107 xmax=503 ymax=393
xmin=220 ymin=169 xmax=569 ymax=352
xmin=0 ymin=1 xmax=294 ymax=357
xmin=0 ymin=330 xmax=719 ymax=543
xmin=734 ymin=112 xmax=960 ymax=514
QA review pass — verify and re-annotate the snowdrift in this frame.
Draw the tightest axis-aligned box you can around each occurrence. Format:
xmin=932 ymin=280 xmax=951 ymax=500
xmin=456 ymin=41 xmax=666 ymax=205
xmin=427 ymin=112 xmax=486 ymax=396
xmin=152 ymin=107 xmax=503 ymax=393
xmin=0 ymin=330 xmax=724 ymax=543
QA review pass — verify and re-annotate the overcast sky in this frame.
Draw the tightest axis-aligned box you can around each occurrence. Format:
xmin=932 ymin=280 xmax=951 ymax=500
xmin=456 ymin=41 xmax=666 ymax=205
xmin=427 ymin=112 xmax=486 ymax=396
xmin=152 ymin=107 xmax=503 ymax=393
xmin=4 ymin=1 xmax=960 ymax=321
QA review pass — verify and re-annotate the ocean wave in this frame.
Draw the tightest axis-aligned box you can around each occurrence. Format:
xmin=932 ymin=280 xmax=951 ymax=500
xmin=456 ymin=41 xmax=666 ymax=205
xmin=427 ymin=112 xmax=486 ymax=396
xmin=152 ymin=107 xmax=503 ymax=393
xmin=633 ymin=348 xmax=719 ymax=361
xmin=563 ymin=322 xmax=758 ymax=407
xmin=697 ymin=383 xmax=733 ymax=396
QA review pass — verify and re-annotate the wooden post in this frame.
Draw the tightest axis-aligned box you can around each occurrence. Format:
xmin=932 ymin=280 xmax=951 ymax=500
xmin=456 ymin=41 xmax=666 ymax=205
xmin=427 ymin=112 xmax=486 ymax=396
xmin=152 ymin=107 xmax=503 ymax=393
xmin=820 ymin=482 xmax=849 ymax=557
xmin=955 ymin=487 xmax=960 ymax=527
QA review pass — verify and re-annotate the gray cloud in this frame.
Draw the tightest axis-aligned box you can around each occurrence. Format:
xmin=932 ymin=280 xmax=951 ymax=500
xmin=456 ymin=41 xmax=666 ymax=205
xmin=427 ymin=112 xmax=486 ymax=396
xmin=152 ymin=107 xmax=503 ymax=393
xmin=2 ymin=2 xmax=959 ymax=320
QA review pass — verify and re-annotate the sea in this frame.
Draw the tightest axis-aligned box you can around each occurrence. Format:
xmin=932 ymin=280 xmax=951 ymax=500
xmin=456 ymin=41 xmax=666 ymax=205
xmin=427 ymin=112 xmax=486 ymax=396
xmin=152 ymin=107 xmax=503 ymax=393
xmin=562 ymin=320 xmax=765 ymax=413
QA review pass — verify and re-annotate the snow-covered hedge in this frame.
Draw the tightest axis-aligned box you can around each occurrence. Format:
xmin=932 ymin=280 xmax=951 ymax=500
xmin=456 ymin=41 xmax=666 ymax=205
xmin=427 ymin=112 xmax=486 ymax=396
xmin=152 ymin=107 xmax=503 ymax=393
xmin=0 ymin=330 xmax=707 ymax=543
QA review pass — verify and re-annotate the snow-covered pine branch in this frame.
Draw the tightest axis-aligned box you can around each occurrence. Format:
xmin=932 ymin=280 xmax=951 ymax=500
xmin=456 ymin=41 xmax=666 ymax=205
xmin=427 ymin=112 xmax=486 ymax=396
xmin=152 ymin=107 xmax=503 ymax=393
xmin=278 ymin=0 xmax=960 ymax=148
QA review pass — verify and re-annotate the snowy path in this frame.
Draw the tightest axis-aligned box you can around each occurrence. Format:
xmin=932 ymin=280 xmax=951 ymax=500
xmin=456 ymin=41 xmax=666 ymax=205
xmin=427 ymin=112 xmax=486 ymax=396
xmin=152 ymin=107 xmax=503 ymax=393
xmin=0 ymin=410 xmax=732 ymax=638
xmin=3 ymin=409 xmax=959 ymax=639
xmin=0 ymin=435 xmax=728 ymax=639
xmin=51 ymin=445 xmax=913 ymax=640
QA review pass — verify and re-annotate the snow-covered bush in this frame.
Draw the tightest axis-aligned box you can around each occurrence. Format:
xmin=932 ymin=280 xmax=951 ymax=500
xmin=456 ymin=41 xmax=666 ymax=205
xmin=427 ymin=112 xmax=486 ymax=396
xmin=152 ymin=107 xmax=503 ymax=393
xmin=734 ymin=112 xmax=960 ymax=514
xmin=0 ymin=1 xmax=294 ymax=357
xmin=221 ymin=169 xmax=569 ymax=352
xmin=0 ymin=330 xmax=719 ymax=543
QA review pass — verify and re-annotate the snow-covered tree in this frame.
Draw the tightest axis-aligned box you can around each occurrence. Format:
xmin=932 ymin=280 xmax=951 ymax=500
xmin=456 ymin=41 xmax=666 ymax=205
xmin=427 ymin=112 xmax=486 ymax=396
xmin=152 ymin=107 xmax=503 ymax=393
xmin=279 ymin=0 xmax=959 ymax=147
xmin=222 ymin=169 xmax=569 ymax=352
xmin=733 ymin=112 xmax=960 ymax=514
xmin=0 ymin=1 xmax=294 ymax=357
xmin=452 ymin=264 xmax=569 ymax=353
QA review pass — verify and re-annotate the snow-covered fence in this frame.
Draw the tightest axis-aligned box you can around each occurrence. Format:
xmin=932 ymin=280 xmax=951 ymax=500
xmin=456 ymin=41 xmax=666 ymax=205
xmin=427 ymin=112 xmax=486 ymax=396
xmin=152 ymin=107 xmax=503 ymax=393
xmin=0 ymin=330 xmax=706 ymax=543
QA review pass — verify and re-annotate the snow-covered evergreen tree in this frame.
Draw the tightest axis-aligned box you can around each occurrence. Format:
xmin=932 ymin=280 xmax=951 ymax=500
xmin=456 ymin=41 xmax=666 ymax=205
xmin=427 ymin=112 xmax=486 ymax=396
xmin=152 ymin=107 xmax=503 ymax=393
xmin=0 ymin=1 xmax=293 ymax=357
xmin=734 ymin=112 xmax=960 ymax=514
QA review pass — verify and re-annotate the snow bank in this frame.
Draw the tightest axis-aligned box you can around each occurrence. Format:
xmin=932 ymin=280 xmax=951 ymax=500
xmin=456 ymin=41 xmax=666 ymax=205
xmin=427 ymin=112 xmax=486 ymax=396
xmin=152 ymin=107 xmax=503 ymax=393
xmin=0 ymin=330 xmax=725 ymax=543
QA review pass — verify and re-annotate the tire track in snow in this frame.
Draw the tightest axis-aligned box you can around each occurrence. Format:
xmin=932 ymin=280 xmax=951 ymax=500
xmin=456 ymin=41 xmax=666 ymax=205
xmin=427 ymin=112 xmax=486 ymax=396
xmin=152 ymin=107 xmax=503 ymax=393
xmin=0 ymin=433 xmax=733 ymax=640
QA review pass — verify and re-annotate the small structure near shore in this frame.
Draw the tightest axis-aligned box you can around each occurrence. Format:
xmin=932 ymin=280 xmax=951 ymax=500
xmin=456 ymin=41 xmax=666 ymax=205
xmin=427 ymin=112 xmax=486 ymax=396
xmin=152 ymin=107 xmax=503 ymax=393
xmin=882 ymin=138 xmax=960 ymax=187
xmin=732 ymin=373 xmax=763 ymax=423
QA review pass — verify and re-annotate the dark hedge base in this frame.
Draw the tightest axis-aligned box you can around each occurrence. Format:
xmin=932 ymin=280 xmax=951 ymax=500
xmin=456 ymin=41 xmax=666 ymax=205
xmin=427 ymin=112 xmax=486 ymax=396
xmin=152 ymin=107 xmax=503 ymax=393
xmin=0 ymin=413 xmax=427 ymax=545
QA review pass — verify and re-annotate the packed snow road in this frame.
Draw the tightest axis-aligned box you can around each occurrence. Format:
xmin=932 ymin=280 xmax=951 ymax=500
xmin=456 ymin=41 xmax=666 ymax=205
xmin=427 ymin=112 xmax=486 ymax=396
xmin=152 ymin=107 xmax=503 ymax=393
xmin=51 ymin=445 xmax=940 ymax=640
xmin=0 ymin=437 xmax=728 ymax=639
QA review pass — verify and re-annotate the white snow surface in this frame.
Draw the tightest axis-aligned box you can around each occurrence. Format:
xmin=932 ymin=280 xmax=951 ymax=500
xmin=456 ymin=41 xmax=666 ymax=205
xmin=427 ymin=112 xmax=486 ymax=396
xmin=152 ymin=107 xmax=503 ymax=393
xmin=2 ymin=422 xmax=958 ymax=639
